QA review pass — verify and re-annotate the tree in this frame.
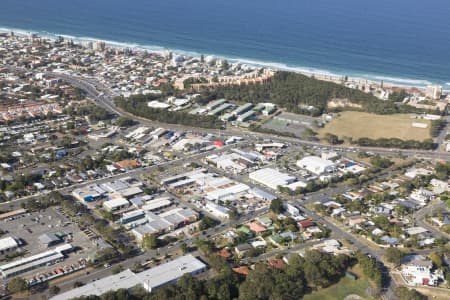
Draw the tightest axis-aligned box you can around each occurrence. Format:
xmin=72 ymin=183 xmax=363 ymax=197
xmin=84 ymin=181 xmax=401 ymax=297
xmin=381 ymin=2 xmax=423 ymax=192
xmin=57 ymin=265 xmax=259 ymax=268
xmin=8 ymin=277 xmax=28 ymax=293
xmin=49 ymin=285 xmax=60 ymax=296
xmin=180 ymin=242 xmax=189 ymax=254
xmin=429 ymin=252 xmax=443 ymax=268
xmin=324 ymin=133 xmax=341 ymax=145
xmin=115 ymin=117 xmax=134 ymax=127
xmin=111 ymin=264 xmax=124 ymax=274
xmin=370 ymin=155 xmax=393 ymax=169
xmin=269 ymin=198 xmax=284 ymax=214
xmin=385 ymin=247 xmax=404 ymax=267
xmin=199 ymin=216 xmax=219 ymax=230
xmin=142 ymin=234 xmax=159 ymax=250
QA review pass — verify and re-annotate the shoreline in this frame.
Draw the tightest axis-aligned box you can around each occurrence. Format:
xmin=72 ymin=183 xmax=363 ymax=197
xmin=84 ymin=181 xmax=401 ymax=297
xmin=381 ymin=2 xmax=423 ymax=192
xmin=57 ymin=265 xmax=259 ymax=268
xmin=0 ymin=26 xmax=447 ymax=92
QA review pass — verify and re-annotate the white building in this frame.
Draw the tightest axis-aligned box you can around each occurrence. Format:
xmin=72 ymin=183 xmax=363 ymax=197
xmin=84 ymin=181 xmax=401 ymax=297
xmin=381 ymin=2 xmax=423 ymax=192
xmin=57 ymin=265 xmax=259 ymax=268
xmin=430 ymin=178 xmax=449 ymax=194
xmin=0 ymin=244 xmax=72 ymax=278
xmin=249 ymin=168 xmax=296 ymax=190
xmin=51 ymin=255 xmax=206 ymax=299
xmin=147 ymin=100 xmax=171 ymax=109
xmin=0 ymin=237 xmax=19 ymax=257
xmin=205 ymin=201 xmax=230 ymax=219
xmin=401 ymin=255 xmax=441 ymax=286
xmin=72 ymin=184 xmax=106 ymax=202
xmin=296 ymin=156 xmax=337 ymax=176
xmin=103 ymin=196 xmax=130 ymax=212
xmin=139 ymin=254 xmax=207 ymax=292
xmin=425 ymin=85 xmax=442 ymax=99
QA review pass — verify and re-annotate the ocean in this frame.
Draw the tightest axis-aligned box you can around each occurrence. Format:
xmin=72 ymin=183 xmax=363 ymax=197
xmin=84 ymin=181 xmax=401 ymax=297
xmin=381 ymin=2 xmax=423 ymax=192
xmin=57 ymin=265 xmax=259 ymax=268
xmin=1 ymin=0 xmax=450 ymax=88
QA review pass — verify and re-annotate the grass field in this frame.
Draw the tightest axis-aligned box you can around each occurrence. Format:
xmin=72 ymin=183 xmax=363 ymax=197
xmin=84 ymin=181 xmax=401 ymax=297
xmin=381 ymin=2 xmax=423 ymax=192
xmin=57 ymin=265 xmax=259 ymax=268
xmin=319 ymin=112 xmax=431 ymax=141
xmin=303 ymin=265 xmax=374 ymax=300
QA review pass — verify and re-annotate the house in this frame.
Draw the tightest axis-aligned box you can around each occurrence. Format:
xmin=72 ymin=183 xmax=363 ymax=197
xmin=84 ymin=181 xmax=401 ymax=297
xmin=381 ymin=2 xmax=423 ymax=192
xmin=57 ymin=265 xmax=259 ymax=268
xmin=234 ymin=243 xmax=252 ymax=257
xmin=401 ymin=255 xmax=441 ymax=286
xmin=256 ymin=217 xmax=273 ymax=228
xmin=371 ymin=228 xmax=384 ymax=236
xmin=237 ymin=226 xmax=252 ymax=236
xmin=348 ymin=215 xmax=366 ymax=227
xmin=430 ymin=178 xmax=449 ymax=194
xmin=298 ymin=219 xmax=314 ymax=230
xmin=216 ymin=248 xmax=232 ymax=259
xmin=248 ymin=222 xmax=267 ymax=234
xmin=380 ymin=235 xmax=399 ymax=246
xmin=114 ymin=160 xmax=140 ymax=170
xmin=250 ymin=238 xmax=267 ymax=249
xmin=232 ymin=266 xmax=250 ymax=276
xmin=404 ymin=227 xmax=428 ymax=236
xmin=268 ymin=259 xmax=284 ymax=269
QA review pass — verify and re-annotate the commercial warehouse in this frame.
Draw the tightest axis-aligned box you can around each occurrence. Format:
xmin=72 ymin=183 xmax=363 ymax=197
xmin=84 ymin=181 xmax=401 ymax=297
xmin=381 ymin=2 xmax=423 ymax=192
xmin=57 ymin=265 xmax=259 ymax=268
xmin=72 ymin=184 xmax=106 ymax=202
xmin=249 ymin=168 xmax=296 ymax=190
xmin=103 ymin=196 xmax=130 ymax=212
xmin=296 ymin=156 xmax=337 ymax=175
xmin=51 ymin=255 xmax=207 ymax=299
xmin=0 ymin=244 xmax=72 ymax=278
xmin=139 ymin=254 xmax=207 ymax=291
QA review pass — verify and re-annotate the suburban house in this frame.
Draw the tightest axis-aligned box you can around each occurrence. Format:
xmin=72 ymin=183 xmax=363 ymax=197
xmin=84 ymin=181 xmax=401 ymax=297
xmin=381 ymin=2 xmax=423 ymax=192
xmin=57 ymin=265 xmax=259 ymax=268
xmin=401 ymin=255 xmax=442 ymax=286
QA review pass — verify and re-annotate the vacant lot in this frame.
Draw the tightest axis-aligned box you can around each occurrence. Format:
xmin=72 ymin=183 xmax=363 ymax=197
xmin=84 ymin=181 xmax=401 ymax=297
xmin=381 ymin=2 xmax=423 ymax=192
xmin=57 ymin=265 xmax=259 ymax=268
xmin=319 ymin=112 xmax=431 ymax=141
xmin=303 ymin=265 xmax=374 ymax=300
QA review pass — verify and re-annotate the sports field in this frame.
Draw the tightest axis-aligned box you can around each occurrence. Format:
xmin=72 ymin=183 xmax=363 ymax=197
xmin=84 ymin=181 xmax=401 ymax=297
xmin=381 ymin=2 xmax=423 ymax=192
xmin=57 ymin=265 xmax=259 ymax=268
xmin=319 ymin=112 xmax=431 ymax=141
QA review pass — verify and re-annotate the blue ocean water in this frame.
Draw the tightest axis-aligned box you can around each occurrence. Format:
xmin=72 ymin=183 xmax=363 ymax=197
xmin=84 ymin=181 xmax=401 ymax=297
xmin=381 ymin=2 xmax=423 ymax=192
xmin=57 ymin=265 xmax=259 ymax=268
xmin=1 ymin=0 xmax=450 ymax=87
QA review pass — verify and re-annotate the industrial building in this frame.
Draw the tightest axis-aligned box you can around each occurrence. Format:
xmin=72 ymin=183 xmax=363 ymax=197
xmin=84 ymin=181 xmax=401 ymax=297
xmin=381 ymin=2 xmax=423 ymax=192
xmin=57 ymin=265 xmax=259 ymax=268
xmin=103 ymin=196 xmax=130 ymax=212
xmin=38 ymin=233 xmax=63 ymax=247
xmin=249 ymin=168 xmax=296 ymax=190
xmin=72 ymin=184 xmax=106 ymax=202
xmin=122 ymin=207 xmax=199 ymax=239
xmin=0 ymin=244 xmax=72 ymax=278
xmin=296 ymin=156 xmax=337 ymax=176
xmin=237 ymin=110 xmax=255 ymax=122
xmin=208 ymin=103 xmax=233 ymax=116
xmin=51 ymin=255 xmax=207 ymax=300
xmin=51 ymin=269 xmax=141 ymax=300
xmin=100 ymin=178 xmax=143 ymax=199
xmin=117 ymin=209 xmax=146 ymax=226
xmin=206 ymin=99 xmax=227 ymax=111
xmin=205 ymin=201 xmax=230 ymax=219
xmin=231 ymin=103 xmax=253 ymax=116
xmin=139 ymin=254 xmax=207 ymax=291
xmin=141 ymin=197 xmax=172 ymax=212
xmin=0 ymin=208 xmax=27 ymax=221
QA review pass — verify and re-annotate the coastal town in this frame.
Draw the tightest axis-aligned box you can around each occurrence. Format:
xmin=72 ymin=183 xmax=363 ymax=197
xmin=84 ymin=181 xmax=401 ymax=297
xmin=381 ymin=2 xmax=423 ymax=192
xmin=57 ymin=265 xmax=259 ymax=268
xmin=0 ymin=32 xmax=449 ymax=300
